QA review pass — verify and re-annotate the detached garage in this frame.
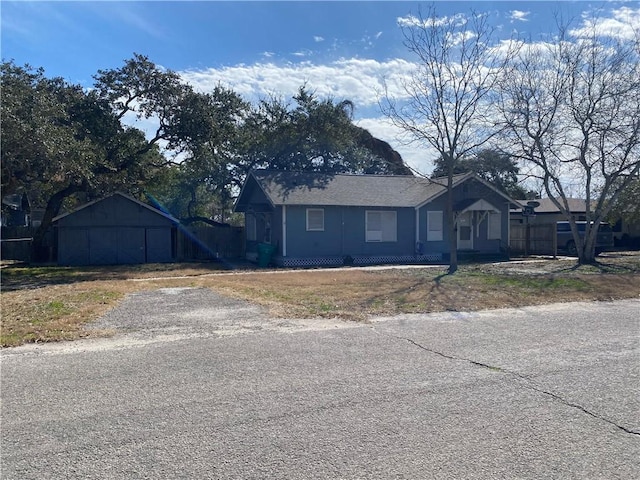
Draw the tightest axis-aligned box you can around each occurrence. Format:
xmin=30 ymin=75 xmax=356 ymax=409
xmin=53 ymin=192 xmax=179 ymax=265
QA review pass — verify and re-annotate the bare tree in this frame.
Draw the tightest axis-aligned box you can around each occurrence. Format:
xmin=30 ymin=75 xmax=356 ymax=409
xmin=498 ymin=20 xmax=640 ymax=264
xmin=381 ymin=6 xmax=518 ymax=273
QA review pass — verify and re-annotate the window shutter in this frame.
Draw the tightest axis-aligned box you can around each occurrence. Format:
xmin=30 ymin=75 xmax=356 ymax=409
xmin=488 ymin=212 xmax=501 ymax=239
xmin=381 ymin=211 xmax=397 ymax=241
xmin=366 ymin=211 xmax=397 ymax=242
xmin=427 ymin=211 xmax=443 ymax=241
xmin=306 ymin=209 xmax=324 ymax=231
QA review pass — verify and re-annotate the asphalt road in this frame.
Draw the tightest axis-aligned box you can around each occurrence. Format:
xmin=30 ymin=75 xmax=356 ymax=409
xmin=1 ymin=289 xmax=639 ymax=479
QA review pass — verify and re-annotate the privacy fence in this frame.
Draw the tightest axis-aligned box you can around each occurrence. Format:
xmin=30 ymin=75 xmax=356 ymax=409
xmin=178 ymin=225 xmax=244 ymax=261
xmin=1 ymin=227 xmax=35 ymax=262
xmin=510 ymin=224 xmax=557 ymax=256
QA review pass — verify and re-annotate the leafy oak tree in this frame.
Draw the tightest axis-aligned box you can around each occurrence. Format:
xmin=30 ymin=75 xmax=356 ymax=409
xmin=1 ymin=60 xmax=163 ymax=259
xmin=150 ymin=86 xmax=249 ymax=223
xmin=236 ymin=86 xmax=411 ymax=181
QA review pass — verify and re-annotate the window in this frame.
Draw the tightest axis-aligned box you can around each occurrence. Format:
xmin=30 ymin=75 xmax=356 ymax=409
xmin=427 ymin=211 xmax=443 ymax=241
xmin=488 ymin=212 xmax=501 ymax=240
xmin=366 ymin=210 xmax=397 ymax=242
xmin=306 ymin=208 xmax=324 ymax=231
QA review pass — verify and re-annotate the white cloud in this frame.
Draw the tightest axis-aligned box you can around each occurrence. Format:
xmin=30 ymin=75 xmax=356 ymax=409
xmin=179 ymin=58 xmax=416 ymax=108
xmin=446 ymin=30 xmax=477 ymax=46
xmin=176 ymin=58 xmax=437 ymax=171
xmin=509 ymin=10 xmax=530 ymax=23
xmin=569 ymin=6 xmax=640 ymax=40
xmin=313 ymin=35 xmax=324 ymax=42
xmin=397 ymin=13 xmax=468 ymax=29
xmin=396 ymin=15 xmax=422 ymax=28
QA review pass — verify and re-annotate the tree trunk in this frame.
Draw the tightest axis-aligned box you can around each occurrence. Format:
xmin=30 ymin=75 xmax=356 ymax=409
xmin=31 ymin=183 xmax=84 ymax=262
xmin=579 ymin=235 xmax=597 ymax=265
xmin=447 ymin=168 xmax=458 ymax=274
xmin=578 ymin=247 xmax=596 ymax=265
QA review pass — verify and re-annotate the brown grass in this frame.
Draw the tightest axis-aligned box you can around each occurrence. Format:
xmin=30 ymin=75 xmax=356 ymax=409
xmin=2 ymin=253 xmax=639 ymax=347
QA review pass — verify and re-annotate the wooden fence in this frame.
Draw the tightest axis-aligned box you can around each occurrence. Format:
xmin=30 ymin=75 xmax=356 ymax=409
xmin=2 ymin=225 xmax=245 ymax=264
xmin=510 ymin=223 xmax=557 ymax=256
xmin=1 ymin=226 xmax=33 ymax=262
xmin=178 ymin=225 xmax=244 ymax=261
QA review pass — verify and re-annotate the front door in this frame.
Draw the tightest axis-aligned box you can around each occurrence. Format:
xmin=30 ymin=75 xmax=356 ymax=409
xmin=457 ymin=211 xmax=473 ymax=250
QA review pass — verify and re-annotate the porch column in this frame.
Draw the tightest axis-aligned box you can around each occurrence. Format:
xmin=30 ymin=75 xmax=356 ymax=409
xmin=282 ymin=205 xmax=287 ymax=257
xmin=506 ymin=202 xmax=511 ymax=255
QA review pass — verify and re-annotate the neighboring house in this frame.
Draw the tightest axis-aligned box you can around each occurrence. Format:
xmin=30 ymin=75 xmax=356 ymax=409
xmin=613 ymin=218 xmax=640 ymax=248
xmin=53 ymin=192 xmax=180 ymax=265
xmin=234 ymin=170 xmax=519 ymax=267
xmin=511 ymin=198 xmax=589 ymax=226
xmin=511 ymin=197 xmax=640 ymax=248
xmin=1 ymin=194 xmax=34 ymax=262
xmin=1 ymin=193 xmax=31 ymax=227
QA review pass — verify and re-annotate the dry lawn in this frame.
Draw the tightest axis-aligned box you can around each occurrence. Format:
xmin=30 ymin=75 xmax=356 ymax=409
xmin=2 ymin=252 xmax=639 ymax=347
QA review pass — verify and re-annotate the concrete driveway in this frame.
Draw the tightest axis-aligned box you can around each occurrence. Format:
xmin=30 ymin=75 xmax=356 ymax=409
xmin=1 ymin=289 xmax=638 ymax=479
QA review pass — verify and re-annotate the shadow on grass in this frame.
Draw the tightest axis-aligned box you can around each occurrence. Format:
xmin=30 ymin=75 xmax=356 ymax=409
xmin=552 ymin=259 xmax=639 ymax=275
xmin=362 ymin=271 xmax=457 ymax=314
xmin=433 ymin=272 xmax=451 ymax=284
xmin=0 ymin=261 xmax=229 ymax=292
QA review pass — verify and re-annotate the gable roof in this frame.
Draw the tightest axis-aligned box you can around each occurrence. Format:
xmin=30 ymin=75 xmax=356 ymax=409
xmin=52 ymin=192 xmax=179 ymax=224
xmin=455 ymin=198 xmax=500 ymax=213
xmin=236 ymin=170 xmax=519 ymax=211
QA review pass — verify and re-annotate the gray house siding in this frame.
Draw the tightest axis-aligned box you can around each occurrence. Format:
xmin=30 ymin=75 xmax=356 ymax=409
xmin=55 ymin=193 xmax=177 ymax=266
xmin=418 ymin=180 xmax=511 ymax=255
xmin=277 ymin=205 xmax=420 ymax=266
xmin=235 ymin=170 xmax=518 ymax=267
xmin=284 ymin=205 xmax=342 ymax=257
xmin=284 ymin=205 xmax=416 ymax=255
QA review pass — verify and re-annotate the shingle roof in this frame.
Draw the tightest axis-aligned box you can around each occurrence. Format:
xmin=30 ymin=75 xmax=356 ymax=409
xmin=515 ymin=197 xmax=587 ymax=214
xmin=249 ymin=170 xmax=473 ymax=208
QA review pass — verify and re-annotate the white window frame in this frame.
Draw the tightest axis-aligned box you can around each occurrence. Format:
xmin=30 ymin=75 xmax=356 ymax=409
xmin=366 ymin=210 xmax=397 ymax=242
xmin=488 ymin=211 xmax=502 ymax=240
xmin=427 ymin=211 xmax=443 ymax=241
xmin=306 ymin=208 xmax=325 ymax=231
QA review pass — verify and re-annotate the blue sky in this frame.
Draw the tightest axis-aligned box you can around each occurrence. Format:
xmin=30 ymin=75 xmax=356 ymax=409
xmin=2 ymin=1 xmax=639 ymax=173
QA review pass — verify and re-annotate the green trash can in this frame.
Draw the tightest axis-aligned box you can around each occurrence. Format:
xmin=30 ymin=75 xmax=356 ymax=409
xmin=257 ymin=243 xmax=276 ymax=267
